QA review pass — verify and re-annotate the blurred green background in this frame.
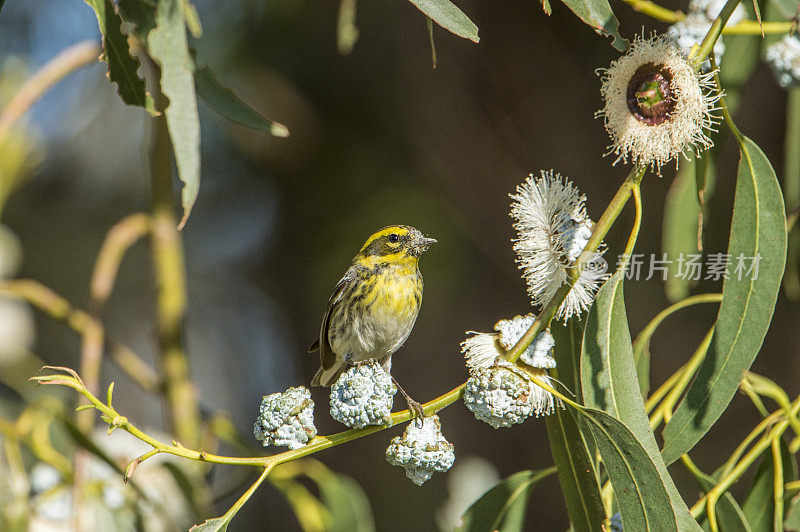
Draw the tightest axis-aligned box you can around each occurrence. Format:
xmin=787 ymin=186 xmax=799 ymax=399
xmin=1 ymin=0 xmax=797 ymax=529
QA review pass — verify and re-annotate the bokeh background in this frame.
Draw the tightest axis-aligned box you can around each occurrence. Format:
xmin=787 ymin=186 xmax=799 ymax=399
xmin=0 ymin=0 xmax=797 ymax=529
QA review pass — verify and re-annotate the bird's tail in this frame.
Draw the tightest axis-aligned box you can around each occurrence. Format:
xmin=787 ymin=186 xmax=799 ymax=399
xmin=311 ymin=362 xmax=347 ymax=387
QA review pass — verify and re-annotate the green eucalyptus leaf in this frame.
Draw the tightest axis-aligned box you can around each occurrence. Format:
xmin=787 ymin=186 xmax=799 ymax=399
xmin=661 ymin=136 xmax=787 ymax=465
xmin=548 ymin=319 xmax=604 ymax=532
xmin=662 ymin=158 xmax=715 ymax=302
xmin=742 ymin=438 xmax=797 ymax=532
xmin=118 ymin=0 xmax=157 ymax=44
xmin=194 ymin=66 xmax=289 ymax=137
xmin=457 ymin=469 xmax=555 ymax=532
xmin=718 ymin=35 xmax=759 ymax=111
xmin=545 ymin=408 xmax=605 ymax=531
xmin=787 ymin=493 xmax=800 ymax=531
xmin=577 ymin=407 xmax=677 ymax=531
xmin=315 ymin=472 xmax=375 ymax=532
xmin=663 ymin=160 xmax=700 ymax=302
xmin=581 ymin=271 xmax=701 ymax=530
xmin=783 ymin=89 xmax=800 ymax=300
xmin=271 ymin=478 xmax=328 ymax=532
xmin=408 ymin=0 xmax=479 ymax=43
xmin=557 ymin=0 xmax=627 ymax=51
xmin=551 ymin=318 xmax=585 ymax=396
xmin=148 ymin=0 xmax=201 ymax=229
xmin=189 ymin=517 xmax=228 ymax=532
xmin=84 ymin=0 xmax=149 ymax=108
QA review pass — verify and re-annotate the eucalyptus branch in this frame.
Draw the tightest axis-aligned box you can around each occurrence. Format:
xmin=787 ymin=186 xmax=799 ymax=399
xmin=617 ymin=0 xmax=684 ymax=23
xmin=30 ymin=366 xmax=467 ymax=471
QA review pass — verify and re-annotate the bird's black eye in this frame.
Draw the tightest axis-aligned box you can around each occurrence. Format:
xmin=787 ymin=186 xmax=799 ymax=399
xmin=388 ymin=233 xmax=400 ymax=244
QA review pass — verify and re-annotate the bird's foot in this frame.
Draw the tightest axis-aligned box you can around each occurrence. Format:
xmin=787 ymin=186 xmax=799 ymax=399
xmin=391 ymin=375 xmax=425 ymax=427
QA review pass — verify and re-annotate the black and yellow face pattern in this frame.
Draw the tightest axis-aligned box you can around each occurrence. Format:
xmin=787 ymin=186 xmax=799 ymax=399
xmin=355 ymin=225 xmax=436 ymax=264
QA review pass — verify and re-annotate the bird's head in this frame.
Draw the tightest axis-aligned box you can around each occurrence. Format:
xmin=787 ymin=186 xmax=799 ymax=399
xmin=355 ymin=225 xmax=437 ymax=266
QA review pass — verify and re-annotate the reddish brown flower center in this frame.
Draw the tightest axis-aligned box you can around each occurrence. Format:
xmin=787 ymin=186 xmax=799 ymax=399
xmin=626 ymin=63 xmax=676 ymax=126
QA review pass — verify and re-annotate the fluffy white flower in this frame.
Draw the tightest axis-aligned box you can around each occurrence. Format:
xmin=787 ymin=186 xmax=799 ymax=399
xmin=385 ymin=415 xmax=455 ymax=485
xmin=598 ymin=34 xmax=721 ymax=169
xmin=765 ymin=35 xmax=800 ymax=89
xmin=510 ymin=171 xmax=608 ymax=322
xmin=461 ymin=314 xmax=556 ymax=370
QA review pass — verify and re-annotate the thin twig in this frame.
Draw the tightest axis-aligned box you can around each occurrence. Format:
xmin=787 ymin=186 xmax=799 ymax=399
xmin=0 ymin=41 xmax=100 ymax=142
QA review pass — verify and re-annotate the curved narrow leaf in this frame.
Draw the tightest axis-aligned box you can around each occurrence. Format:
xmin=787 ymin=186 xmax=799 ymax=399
xmin=194 ymin=66 xmax=289 ymax=138
xmin=663 ymin=158 xmax=715 ymax=302
xmin=581 ymin=271 xmax=700 ymax=530
xmin=661 ymin=136 xmax=787 ymax=465
xmin=578 ymin=407 xmax=676 ymax=531
xmin=190 ymin=517 xmax=227 ymax=532
xmin=457 ymin=469 xmax=555 ymax=532
xmin=557 ymin=0 xmax=627 ymax=51
xmin=148 ymin=0 xmax=201 ymax=229
xmin=787 ymin=493 xmax=800 ymax=531
xmin=547 ymin=319 xmax=604 ymax=531
xmin=718 ymin=35 xmax=759 ymax=112
xmin=408 ymin=0 xmax=479 ymax=43
xmin=546 ymin=408 xmax=605 ymax=531
xmin=85 ymin=0 xmax=150 ymax=109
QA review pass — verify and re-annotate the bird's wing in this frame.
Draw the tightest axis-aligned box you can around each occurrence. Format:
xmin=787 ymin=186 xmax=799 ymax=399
xmin=310 ymin=267 xmax=355 ymax=373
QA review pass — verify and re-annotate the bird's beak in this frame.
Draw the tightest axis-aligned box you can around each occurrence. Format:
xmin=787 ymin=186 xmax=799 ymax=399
xmin=415 ymin=236 xmax=437 ymax=252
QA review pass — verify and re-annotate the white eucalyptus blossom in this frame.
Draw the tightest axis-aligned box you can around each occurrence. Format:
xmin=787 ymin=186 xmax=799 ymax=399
xmin=765 ymin=35 xmax=800 ymax=89
xmin=495 ymin=314 xmax=556 ymax=368
xmin=385 ymin=415 xmax=455 ymax=485
xmin=463 ymin=360 xmax=560 ymax=428
xmin=598 ymin=34 xmax=721 ymax=169
xmin=253 ymin=386 xmax=317 ymax=449
xmin=330 ymin=360 xmax=397 ymax=428
xmin=462 ymin=314 xmax=556 ymax=370
xmin=510 ymin=171 xmax=608 ymax=322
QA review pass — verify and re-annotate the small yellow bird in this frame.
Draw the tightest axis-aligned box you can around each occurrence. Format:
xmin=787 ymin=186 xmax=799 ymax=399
xmin=309 ymin=225 xmax=436 ymax=415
